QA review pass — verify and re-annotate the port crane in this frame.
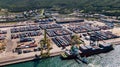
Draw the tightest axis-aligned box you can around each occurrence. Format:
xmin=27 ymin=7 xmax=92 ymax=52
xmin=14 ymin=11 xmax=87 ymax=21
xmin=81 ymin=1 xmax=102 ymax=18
xmin=61 ymin=34 xmax=88 ymax=64
xmin=39 ymin=29 xmax=52 ymax=57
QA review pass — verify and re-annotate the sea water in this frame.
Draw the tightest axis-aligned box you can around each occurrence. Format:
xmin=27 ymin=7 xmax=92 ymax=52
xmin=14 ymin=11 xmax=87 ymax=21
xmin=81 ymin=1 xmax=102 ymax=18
xmin=5 ymin=45 xmax=120 ymax=67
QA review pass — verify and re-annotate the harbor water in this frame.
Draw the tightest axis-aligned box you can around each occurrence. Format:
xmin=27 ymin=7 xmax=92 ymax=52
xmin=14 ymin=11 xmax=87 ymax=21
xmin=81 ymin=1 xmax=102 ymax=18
xmin=5 ymin=45 xmax=120 ymax=67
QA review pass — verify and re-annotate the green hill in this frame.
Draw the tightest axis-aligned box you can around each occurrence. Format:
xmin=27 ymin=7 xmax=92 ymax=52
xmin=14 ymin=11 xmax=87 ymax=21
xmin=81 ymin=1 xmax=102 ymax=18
xmin=0 ymin=0 xmax=120 ymax=12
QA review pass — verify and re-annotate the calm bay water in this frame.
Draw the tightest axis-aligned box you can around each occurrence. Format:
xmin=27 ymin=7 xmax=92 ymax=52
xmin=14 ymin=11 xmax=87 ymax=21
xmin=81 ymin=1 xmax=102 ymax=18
xmin=5 ymin=45 xmax=120 ymax=67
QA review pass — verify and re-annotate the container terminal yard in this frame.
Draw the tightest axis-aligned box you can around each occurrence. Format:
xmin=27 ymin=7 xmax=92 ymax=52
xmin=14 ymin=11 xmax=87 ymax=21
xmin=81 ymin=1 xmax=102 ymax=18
xmin=0 ymin=18 xmax=120 ymax=66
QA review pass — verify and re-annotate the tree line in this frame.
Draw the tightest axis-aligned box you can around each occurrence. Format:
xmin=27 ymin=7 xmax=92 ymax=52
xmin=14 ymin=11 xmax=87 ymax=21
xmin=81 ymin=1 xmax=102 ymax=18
xmin=0 ymin=0 xmax=120 ymax=16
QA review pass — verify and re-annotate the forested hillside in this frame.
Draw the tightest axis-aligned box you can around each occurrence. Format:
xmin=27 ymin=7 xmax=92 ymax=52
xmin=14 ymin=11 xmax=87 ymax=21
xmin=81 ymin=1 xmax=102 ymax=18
xmin=0 ymin=0 xmax=120 ymax=12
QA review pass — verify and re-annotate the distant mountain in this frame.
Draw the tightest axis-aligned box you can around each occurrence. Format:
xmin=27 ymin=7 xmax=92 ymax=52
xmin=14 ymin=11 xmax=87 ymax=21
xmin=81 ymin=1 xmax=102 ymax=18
xmin=0 ymin=0 xmax=120 ymax=12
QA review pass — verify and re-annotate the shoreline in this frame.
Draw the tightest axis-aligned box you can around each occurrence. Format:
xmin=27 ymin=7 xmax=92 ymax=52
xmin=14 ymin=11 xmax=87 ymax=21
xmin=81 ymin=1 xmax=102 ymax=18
xmin=1 ymin=40 xmax=120 ymax=66
xmin=0 ymin=21 xmax=120 ymax=66
xmin=0 ymin=51 xmax=63 ymax=66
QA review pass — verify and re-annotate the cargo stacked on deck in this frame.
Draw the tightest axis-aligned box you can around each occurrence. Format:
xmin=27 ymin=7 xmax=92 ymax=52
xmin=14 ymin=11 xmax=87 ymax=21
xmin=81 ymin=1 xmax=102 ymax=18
xmin=54 ymin=29 xmax=72 ymax=36
xmin=11 ymin=25 xmax=40 ymax=33
xmin=89 ymin=26 xmax=100 ymax=31
xmin=0 ymin=30 xmax=7 ymax=34
xmin=0 ymin=23 xmax=36 ymax=28
xmin=11 ymin=31 xmax=42 ymax=39
xmin=56 ymin=18 xmax=84 ymax=24
xmin=79 ymin=45 xmax=101 ymax=57
xmin=0 ymin=30 xmax=7 ymax=40
xmin=98 ymin=26 xmax=112 ymax=30
xmin=52 ymin=35 xmax=71 ymax=47
xmin=46 ymin=30 xmax=56 ymax=37
xmin=88 ymin=31 xmax=119 ymax=41
xmin=79 ymin=44 xmax=114 ymax=57
xmin=85 ymin=25 xmax=100 ymax=31
xmin=68 ymin=22 xmax=113 ymax=34
xmin=18 ymin=38 xmax=34 ymax=43
xmin=68 ymin=23 xmax=101 ymax=33
xmin=47 ymin=28 xmax=72 ymax=37
xmin=17 ymin=42 xmax=37 ymax=49
xmin=39 ymin=24 xmax=62 ymax=29
xmin=99 ymin=43 xmax=114 ymax=52
xmin=35 ymin=18 xmax=54 ymax=24
xmin=68 ymin=26 xmax=100 ymax=33
xmin=63 ymin=35 xmax=71 ymax=43
xmin=0 ymin=34 xmax=6 ymax=40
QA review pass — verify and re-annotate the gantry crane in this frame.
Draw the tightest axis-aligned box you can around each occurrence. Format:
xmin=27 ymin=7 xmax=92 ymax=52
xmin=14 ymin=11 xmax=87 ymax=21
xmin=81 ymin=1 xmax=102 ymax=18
xmin=39 ymin=29 xmax=52 ymax=57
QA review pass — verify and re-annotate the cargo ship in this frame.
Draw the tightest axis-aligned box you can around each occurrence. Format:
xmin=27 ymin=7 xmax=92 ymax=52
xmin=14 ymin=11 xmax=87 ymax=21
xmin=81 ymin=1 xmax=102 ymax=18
xmin=61 ymin=43 xmax=114 ymax=59
xmin=79 ymin=43 xmax=114 ymax=57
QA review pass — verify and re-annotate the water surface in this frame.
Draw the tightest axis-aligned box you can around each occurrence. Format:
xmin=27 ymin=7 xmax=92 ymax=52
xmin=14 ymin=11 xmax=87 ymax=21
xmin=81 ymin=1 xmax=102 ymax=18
xmin=5 ymin=45 xmax=120 ymax=67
